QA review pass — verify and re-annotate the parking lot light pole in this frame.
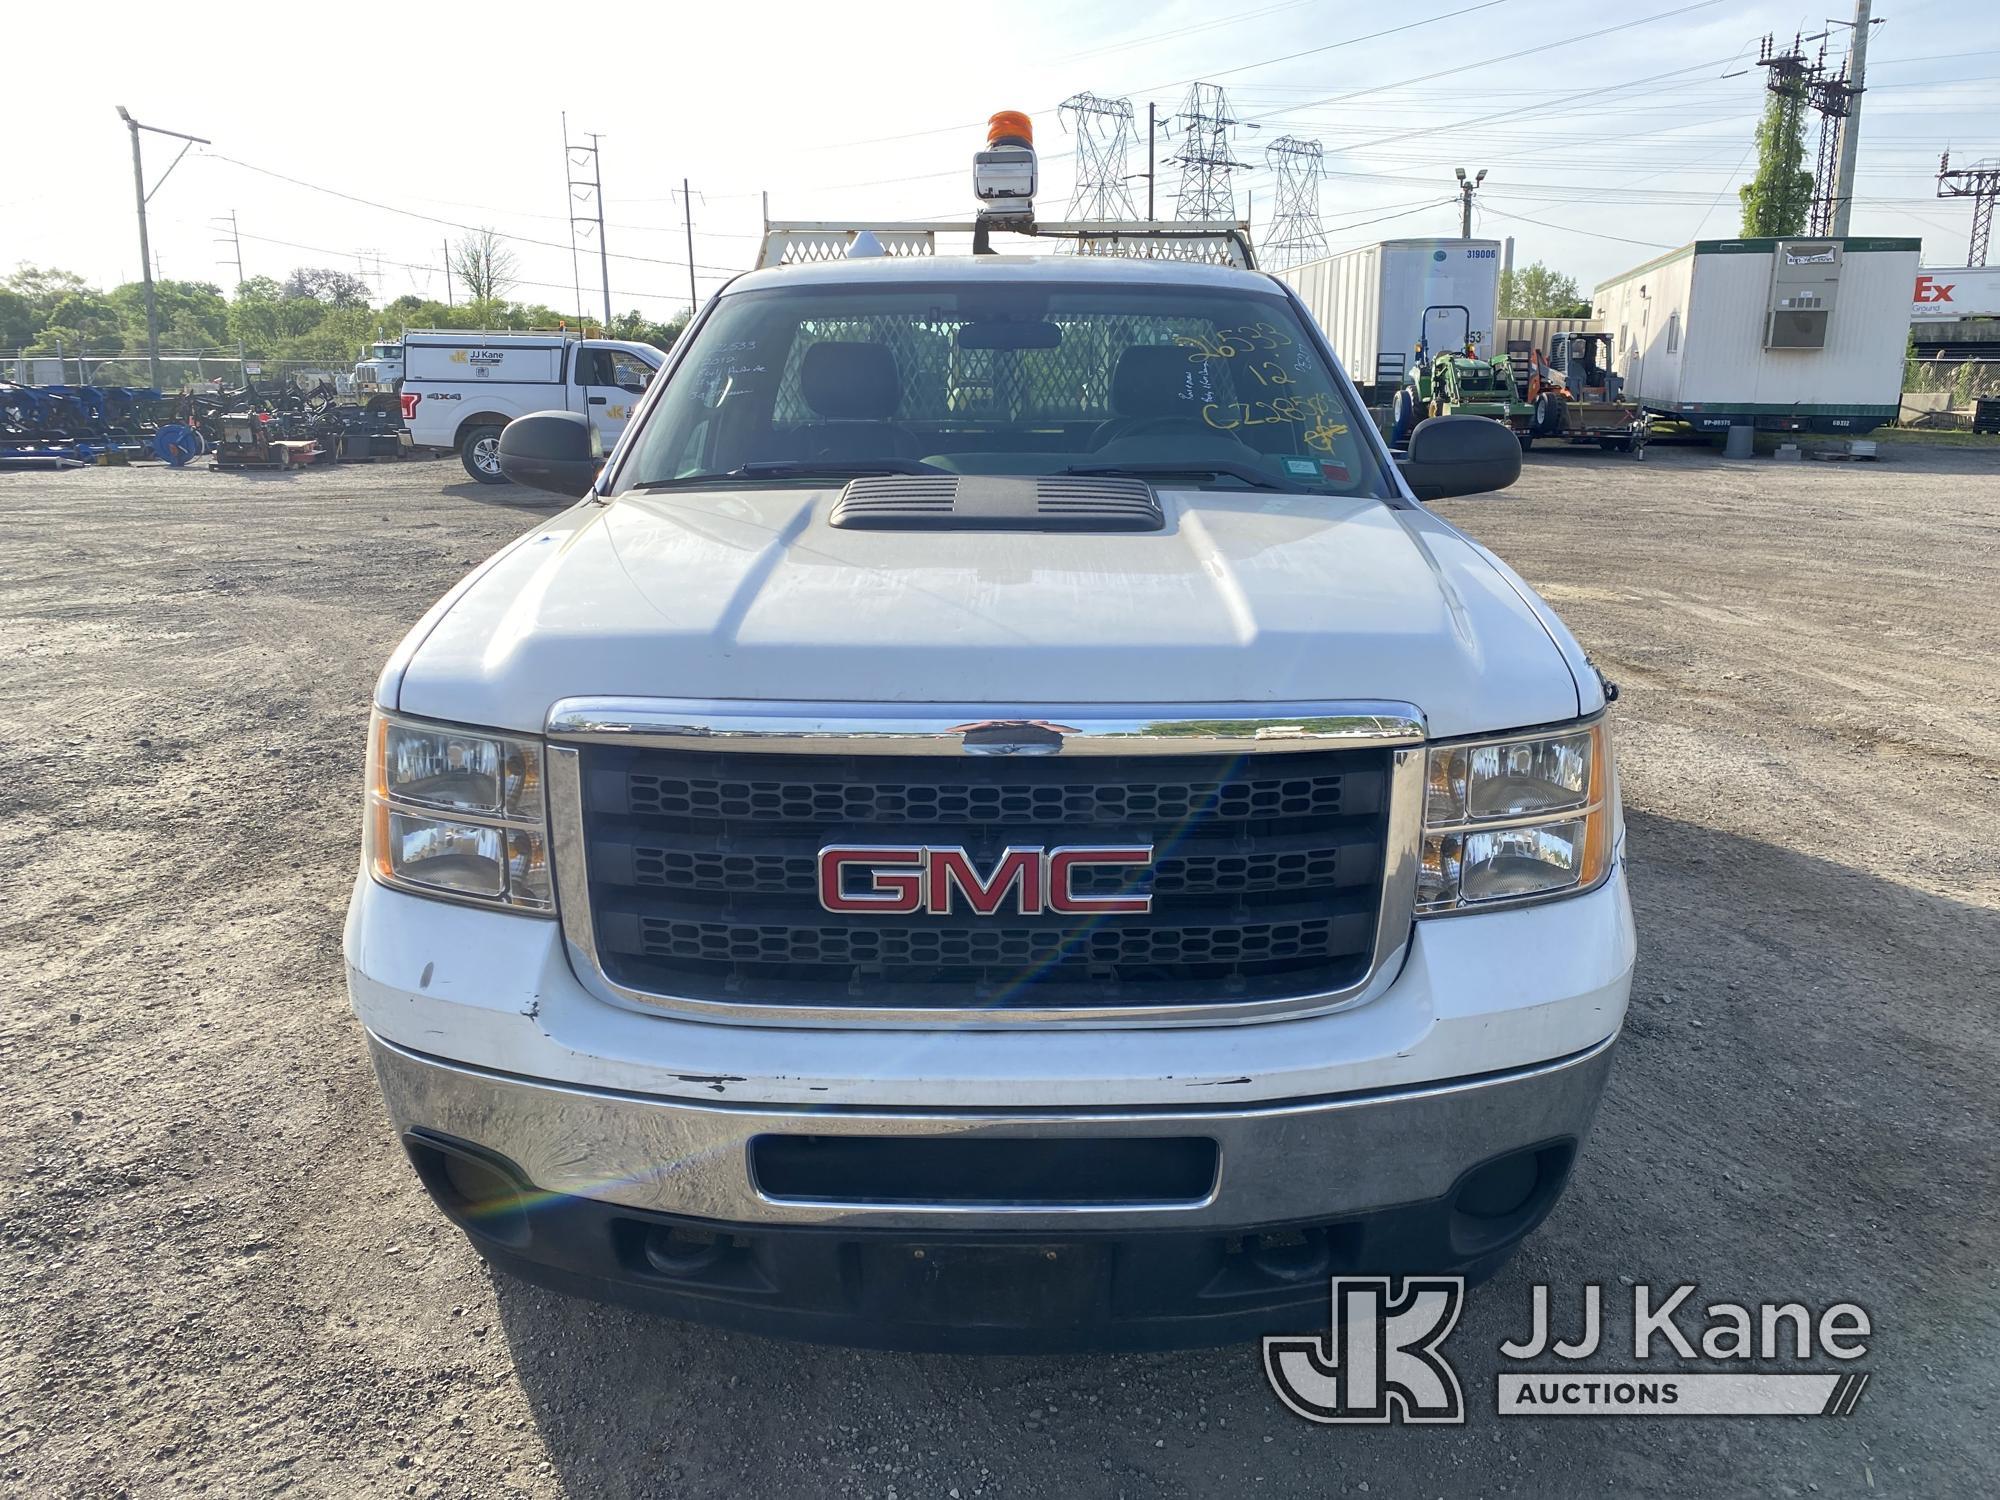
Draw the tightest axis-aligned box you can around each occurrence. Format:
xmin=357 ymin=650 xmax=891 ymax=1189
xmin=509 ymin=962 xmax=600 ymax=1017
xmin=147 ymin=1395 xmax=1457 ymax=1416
xmin=116 ymin=106 xmax=211 ymax=391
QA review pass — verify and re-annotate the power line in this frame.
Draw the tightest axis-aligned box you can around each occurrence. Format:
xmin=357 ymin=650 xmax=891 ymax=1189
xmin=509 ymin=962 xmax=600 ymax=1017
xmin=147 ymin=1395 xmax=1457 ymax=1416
xmin=1237 ymin=1 xmax=1728 ymax=128
xmin=177 ymin=220 xmax=723 ymax=303
xmin=1480 ymin=206 xmax=1677 ymax=249
xmin=199 ymin=151 xmax=742 ymax=275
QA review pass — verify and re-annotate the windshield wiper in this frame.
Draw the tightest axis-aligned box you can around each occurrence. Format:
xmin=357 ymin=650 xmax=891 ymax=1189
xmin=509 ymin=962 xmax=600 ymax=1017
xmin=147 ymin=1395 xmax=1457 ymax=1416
xmin=1059 ymin=460 xmax=1298 ymax=492
xmin=629 ymin=458 xmax=949 ymax=489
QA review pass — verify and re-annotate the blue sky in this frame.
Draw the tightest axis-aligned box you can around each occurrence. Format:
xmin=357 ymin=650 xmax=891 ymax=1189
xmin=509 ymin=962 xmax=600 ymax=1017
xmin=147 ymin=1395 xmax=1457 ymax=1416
xmin=6 ymin=0 xmax=1997 ymax=320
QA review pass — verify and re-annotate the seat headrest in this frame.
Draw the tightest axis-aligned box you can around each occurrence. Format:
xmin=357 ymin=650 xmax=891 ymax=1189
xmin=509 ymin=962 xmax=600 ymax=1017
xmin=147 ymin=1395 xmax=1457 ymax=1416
xmin=1110 ymin=345 xmax=1197 ymax=419
xmin=800 ymin=342 xmax=901 ymax=421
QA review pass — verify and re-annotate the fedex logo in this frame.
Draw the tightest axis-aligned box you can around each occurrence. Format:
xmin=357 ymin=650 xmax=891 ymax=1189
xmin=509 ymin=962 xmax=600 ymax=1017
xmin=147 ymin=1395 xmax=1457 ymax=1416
xmin=817 ymin=845 xmax=1154 ymax=916
xmin=1915 ymin=275 xmax=1955 ymax=305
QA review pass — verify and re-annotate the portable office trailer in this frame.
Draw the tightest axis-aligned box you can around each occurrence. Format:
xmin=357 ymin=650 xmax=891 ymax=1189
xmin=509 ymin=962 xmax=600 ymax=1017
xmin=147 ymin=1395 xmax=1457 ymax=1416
xmin=1278 ymin=238 xmax=1504 ymax=399
xmin=1591 ymin=237 xmax=1921 ymax=434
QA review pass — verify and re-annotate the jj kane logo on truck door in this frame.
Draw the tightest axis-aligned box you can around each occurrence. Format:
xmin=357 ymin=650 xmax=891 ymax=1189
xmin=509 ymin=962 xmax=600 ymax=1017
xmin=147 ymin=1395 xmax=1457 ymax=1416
xmin=816 ymin=845 xmax=1153 ymax=916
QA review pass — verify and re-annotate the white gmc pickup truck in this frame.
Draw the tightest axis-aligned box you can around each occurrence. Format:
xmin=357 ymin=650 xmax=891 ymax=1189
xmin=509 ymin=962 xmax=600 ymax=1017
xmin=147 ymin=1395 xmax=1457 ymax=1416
xmin=345 ymin=248 xmax=1634 ymax=1351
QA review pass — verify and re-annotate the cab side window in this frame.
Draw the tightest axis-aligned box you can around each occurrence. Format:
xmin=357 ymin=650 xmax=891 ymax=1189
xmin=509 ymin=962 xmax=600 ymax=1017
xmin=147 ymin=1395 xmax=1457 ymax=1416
xmin=577 ymin=349 xmax=653 ymax=393
xmin=608 ymin=351 xmax=654 ymax=393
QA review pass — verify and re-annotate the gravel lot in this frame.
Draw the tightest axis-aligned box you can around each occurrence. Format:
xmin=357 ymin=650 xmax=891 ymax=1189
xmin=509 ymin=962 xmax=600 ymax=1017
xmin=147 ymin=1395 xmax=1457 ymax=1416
xmin=3 ymin=442 xmax=1997 ymax=1498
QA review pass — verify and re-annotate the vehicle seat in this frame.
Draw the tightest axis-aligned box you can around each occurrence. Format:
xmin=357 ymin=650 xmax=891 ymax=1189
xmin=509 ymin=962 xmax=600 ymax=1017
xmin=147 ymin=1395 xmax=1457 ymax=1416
xmin=787 ymin=342 xmax=916 ymax=459
xmin=1089 ymin=346 xmax=1208 ymax=448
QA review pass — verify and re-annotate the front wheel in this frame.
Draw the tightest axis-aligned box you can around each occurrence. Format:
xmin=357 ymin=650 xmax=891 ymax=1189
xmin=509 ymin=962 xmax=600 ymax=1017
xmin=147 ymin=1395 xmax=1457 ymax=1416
xmin=1390 ymin=386 xmax=1417 ymax=445
xmin=461 ymin=425 xmax=508 ymax=484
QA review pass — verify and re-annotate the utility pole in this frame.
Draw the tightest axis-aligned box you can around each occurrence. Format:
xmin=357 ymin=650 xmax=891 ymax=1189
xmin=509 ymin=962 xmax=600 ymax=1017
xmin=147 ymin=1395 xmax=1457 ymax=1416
xmin=1828 ymin=0 xmax=1871 ymax=236
xmin=564 ymin=119 xmax=610 ymax=329
xmin=592 ymin=135 xmax=611 ymax=328
xmin=682 ymin=178 xmax=697 ymax=316
xmin=211 ymin=210 xmax=245 ymax=291
xmin=210 ymin=210 xmax=248 ymax=387
xmin=561 ymin=114 xmax=583 ymax=325
xmin=116 ymin=106 xmax=209 ymax=390
xmin=443 ymin=237 xmax=454 ymax=306
xmin=1456 ymin=166 xmax=1486 ymax=238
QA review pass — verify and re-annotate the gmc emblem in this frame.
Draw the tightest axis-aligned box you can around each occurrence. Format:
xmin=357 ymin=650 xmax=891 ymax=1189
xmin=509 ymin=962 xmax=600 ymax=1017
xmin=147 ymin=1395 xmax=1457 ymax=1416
xmin=817 ymin=845 xmax=1154 ymax=916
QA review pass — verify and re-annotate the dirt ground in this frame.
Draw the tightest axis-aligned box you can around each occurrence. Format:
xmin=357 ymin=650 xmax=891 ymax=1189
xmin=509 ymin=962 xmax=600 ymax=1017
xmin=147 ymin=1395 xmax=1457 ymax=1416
xmin=3 ymin=442 xmax=1997 ymax=1499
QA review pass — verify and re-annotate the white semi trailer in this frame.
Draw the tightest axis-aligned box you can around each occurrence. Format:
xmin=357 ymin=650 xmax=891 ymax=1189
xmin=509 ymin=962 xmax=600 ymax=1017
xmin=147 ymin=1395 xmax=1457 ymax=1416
xmin=1276 ymin=238 xmax=1504 ymax=401
xmin=1592 ymin=236 xmax=1921 ymax=436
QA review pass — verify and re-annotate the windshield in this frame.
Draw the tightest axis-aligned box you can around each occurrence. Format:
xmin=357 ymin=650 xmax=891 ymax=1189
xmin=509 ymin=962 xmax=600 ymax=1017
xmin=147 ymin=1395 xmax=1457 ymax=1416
xmin=368 ymin=345 xmax=399 ymax=361
xmin=617 ymin=280 xmax=1391 ymax=496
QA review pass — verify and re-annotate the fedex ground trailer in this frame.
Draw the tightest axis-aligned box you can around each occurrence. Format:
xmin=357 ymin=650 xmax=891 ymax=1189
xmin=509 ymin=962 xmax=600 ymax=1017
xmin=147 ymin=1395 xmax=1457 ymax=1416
xmin=1278 ymin=238 xmax=1503 ymax=401
xmin=1592 ymin=236 xmax=1920 ymax=436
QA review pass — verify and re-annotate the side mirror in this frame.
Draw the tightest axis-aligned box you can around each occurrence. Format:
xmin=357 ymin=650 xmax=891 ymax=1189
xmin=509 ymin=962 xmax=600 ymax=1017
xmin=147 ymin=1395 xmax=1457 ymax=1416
xmin=498 ymin=410 xmax=600 ymax=496
xmin=1396 ymin=414 xmax=1522 ymax=501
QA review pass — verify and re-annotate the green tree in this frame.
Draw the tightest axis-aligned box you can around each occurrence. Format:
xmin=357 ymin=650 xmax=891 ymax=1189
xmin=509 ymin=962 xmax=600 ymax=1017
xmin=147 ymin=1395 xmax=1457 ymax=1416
xmin=108 ymin=279 xmax=229 ymax=350
xmin=281 ymin=267 xmax=371 ymax=307
xmin=449 ymin=230 xmax=517 ymax=302
xmin=1499 ymin=263 xmax=1592 ymax=317
xmin=610 ymin=308 xmax=690 ymax=349
xmin=1739 ymin=79 xmax=1813 ymax=237
xmin=42 ymin=291 xmax=124 ymax=346
xmin=4 ymin=264 xmax=89 ymax=326
xmin=0 ymin=288 xmax=36 ymax=349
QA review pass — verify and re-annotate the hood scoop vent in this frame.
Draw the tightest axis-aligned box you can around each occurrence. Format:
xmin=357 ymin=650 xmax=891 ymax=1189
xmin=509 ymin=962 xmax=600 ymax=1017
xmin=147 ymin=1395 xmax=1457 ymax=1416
xmin=831 ymin=474 xmax=1164 ymax=533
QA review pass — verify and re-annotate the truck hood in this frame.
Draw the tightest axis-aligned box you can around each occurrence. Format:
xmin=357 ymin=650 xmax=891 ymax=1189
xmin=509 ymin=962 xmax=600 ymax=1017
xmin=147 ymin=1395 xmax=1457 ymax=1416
xmin=392 ymin=487 xmax=1582 ymax=739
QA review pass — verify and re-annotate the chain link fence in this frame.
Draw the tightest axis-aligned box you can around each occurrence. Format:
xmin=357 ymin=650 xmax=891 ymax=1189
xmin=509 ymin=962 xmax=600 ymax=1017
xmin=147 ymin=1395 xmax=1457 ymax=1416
xmin=7 ymin=349 xmax=350 ymax=393
xmin=1900 ymin=358 xmax=2000 ymax=428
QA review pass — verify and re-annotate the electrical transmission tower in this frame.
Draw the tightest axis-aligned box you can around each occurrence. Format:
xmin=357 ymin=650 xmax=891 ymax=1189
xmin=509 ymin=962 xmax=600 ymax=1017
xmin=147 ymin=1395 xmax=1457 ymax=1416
xmin=1805 ymin=49 xmax=1859 ymax=236
xmin=1755 ymin=30 xmax=1867 ymax=238
xmin=1168 ymin=83 xmax=1246 ymax=222
xmin=1060 ymin=93 xmax=1140 ymax=220
xmin=1937 ymin=152 xmax=2000 ymax=266
xmin=1260 ymin=137 xmax=1327 ymax=268
xmin=563 ymin=113 xmax=611 ymax=328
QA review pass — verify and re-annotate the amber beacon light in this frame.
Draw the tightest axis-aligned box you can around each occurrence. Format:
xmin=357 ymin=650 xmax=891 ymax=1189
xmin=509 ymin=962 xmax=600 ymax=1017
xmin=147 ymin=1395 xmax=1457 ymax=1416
xmin=974 ymin=111 xmax=1038 ymax=214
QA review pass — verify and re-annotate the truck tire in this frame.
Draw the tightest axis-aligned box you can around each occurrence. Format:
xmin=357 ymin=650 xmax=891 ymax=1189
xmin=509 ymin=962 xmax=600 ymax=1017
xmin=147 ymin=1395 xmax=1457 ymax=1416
xmin=461 ymin=425 xmax=509 ymax=484
xmin=1390 ymin=386 xmax=1417 ymax=446
xmin=1533 ymin=392 xmax=1564 ymax=438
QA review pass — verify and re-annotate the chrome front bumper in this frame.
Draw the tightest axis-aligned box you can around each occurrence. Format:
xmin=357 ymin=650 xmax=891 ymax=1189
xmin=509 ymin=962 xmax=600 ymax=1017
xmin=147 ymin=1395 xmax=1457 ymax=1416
xmin=367 ymin=1028 xmax=1616 ymax=1234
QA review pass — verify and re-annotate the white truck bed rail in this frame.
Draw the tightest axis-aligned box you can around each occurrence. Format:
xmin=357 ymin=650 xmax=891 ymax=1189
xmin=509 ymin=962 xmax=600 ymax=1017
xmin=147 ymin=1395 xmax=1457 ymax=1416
xmin=756 ymin=219 xmax=1258 ymax=271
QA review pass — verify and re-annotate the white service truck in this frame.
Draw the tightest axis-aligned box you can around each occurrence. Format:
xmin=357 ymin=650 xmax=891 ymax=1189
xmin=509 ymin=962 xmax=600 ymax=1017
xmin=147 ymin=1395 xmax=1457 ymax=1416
xmin=399 ymin=330 xmax=665 ymax=483
xmin=1277 ymin=238 xmax=1505 ymax=402
xmin=350 ymin=341 xmax=404 ymax=407
xmin=344 ymin=129 xmax=1633 ymax=1351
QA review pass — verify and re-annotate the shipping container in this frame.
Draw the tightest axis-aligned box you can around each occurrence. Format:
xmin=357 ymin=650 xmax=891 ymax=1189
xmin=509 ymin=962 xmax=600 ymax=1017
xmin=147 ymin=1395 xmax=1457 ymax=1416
xmin=1277 ymin=239 xmax=1504 ymax=399
xmin=1592 ymin=236 xmax=1921 ymax=434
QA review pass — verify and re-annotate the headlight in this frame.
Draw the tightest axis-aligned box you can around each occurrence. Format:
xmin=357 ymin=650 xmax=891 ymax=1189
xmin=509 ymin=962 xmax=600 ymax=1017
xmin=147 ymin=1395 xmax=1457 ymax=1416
xmin=1417 ymin=720 xmax=1613 ymax=914
xmin=366 ymin=711 xmax=553 ymax=913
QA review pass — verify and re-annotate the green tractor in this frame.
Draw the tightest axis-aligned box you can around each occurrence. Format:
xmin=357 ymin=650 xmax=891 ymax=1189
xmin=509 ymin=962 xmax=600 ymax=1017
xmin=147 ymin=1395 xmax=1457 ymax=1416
xmin=1389 ymin=304 xmax=1536 ymax=452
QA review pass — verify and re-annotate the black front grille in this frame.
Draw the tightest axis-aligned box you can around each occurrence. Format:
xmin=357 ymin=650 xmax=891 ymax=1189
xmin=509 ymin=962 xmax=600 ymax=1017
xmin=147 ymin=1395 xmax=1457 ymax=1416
xmin=575 ymin=745 xmax=1393 ymax=1013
